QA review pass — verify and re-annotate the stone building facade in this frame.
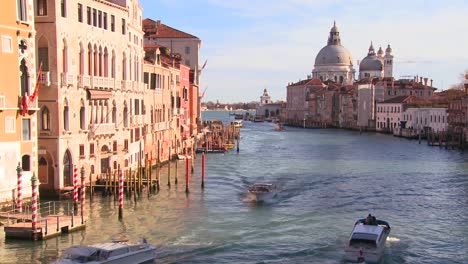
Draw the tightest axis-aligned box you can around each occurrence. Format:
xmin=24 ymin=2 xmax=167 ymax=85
xmin=34 ymin=0 xmax=146 ymax=193
xmin=0 ymin=0 xmax=37 ymax=203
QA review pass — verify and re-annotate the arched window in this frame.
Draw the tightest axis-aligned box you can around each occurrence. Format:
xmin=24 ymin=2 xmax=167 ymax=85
xmin=41 ymin=106 xmax=50 ymax=130
xmin=122 ymin=53 xmax=127 ymax=80
xmin=104 ymin=47 xmax=109 ymax=78
xmin=123 ymin=105 xmax=128 ymax=128
xmin=63 ymin=99 xmax=69 ymax=131
xmin=62 ymin=39 xmax=68 ymax=73
xmin=80 ymin=100 xmax=86 ymax=129
xmin=98 ymin=46 xmax=103 ymax=77
xmin=21 ymin=155 xmax=31 ymax=171
xmin=87 ymin=43 xmax=92 ymax=75
xmin=93 ymin=45 xmax=98 ymax=76
xmin=112 ymin=101 xmax=117 ymax=124
xmin=37 ymin=0 xmax=47 ymax=16
xmin=38 ymin=36 xmax=49 ymax=71
xmin=20 ymin=59 xmax=29 ymax=96
xmin=111 ymin=50 xmax=116 ymax=78
xmin=63 ymin=150 xmax=72 ymax=186
xmin=339 ymin=76 xmax=344 ymax=83
xmin=79 ymin=43 xmax=84 ymax=75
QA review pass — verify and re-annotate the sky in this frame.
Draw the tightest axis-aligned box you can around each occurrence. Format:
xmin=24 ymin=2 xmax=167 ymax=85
xmin=140 ymin=0 xmax=468 ymax=103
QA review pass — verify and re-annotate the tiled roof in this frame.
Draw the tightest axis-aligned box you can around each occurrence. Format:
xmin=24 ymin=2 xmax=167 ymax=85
xmin=381 ymin=95 xmax=414 ymax=104
xmin=143 ymin=18 xmax=199 ymax=39
xmin=289 ymin=78 xmax=324 ymax=87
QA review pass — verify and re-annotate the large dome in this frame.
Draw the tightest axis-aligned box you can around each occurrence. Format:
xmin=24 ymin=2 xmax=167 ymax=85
xmin=314 ymin=45 xmax=353 ymax=66
xmin=359 ymin=56 xmax=383 ymax=71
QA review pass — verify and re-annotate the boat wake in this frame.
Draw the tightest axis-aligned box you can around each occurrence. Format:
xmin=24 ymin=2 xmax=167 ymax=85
xmin=387 ymin=236 xmax=400 ymax=243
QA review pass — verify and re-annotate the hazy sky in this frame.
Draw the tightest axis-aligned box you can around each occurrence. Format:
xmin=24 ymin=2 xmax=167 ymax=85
xmin=140 ymin=0 xmax=468 ymax=103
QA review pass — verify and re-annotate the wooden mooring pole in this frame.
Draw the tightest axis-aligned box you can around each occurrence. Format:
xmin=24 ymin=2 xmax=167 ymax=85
xmin=201 ymin=152 xmax=205 ymax=189
xmin=118 ymin=168 xmax=124 ymax=220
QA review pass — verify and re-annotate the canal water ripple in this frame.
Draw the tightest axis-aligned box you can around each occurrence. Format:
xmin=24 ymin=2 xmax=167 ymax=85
xmin=0 ymin=111 xmax=467 ymax=263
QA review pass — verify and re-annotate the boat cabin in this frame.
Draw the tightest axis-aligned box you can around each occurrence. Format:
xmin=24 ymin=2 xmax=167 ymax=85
xmin=349 ymin=224 xmax=386 ymax=248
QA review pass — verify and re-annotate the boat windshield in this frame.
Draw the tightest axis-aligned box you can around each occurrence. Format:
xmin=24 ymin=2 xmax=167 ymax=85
xmin=350 ymin=233 xmax=378 ymax=248
xmin=64 ymin=253 xmax=100 ymax=263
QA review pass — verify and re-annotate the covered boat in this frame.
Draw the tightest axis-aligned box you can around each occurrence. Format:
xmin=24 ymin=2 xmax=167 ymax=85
xmin=344 ymin=216 xmax=391 ymax=263
xmin=248 ymin=183 xmax=278 ymax=202
xmin=53 ymin=239 xmax=156 ymax=264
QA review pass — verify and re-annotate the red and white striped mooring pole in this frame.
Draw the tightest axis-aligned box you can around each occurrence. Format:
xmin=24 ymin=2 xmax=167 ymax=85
xmin=73 ymin=165 xmax=78 ymax=213
xmin=31 ymin=173 xmax=39 ymax=236
xmin=118 ymin=169 xmax=124 ymax=220
xmin=16 ymin=163 xmax=22 ymax=213
xmin=80 ymin=167 xmax=86 ymax=224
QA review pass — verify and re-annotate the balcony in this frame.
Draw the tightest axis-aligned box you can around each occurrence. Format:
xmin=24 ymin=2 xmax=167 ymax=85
xmin=88 ymin=123 xmax=115 ymax=137
xmin=19 ymin=95 xmax=39 ymax=115
xmin=38 ymin=71 xmax=50 ymax=86
xmin=78 ymin=75 xmax=91 ymax=88
xmin=121 ymin=80 xmax=133 ymax=91
xmin=61 ymin=73 xmax=75 ymax=87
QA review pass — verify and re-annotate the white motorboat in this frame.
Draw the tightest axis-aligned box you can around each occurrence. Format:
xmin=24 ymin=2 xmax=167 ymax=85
xmin=344 ymin=217 xmax=391 ymax=263
xmin=53 ymin=239 xmax=157 ymax=264
xmin=248 ymin=183 xmax=278 ymax=202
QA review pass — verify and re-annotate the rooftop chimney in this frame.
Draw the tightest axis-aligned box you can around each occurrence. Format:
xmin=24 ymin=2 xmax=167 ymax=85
xmin=430 ymin=79 xmax=433 ymax=87
xmin=424 ymin=78 xmax=428 ymax=88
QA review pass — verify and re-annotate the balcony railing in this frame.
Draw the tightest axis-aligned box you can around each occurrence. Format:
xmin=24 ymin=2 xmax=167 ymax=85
xmin=61 ymin=73 xmax=75 ymax=87
xmin=39 ymin=71 xmax=50 ymax=86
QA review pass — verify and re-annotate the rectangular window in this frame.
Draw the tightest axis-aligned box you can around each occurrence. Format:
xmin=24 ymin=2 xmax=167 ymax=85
xmin=150 ymin=73 xmax=156 ymax=89
xmin=134 ymin=99 xmax=140 ymax=115
xmin=185 ymin=46 xmax=190 ymax=54
xmin=92 ymin=8 xmax=97 ymax=27
xmin=79 ymin=144 xmax=85 ymax=157
xmin=124 ymin=139 xmax=128 ymax=150
xmin=90 ymin=143 xmax=95 ymax=156
xmin=17 ymin=0 xmax=28 ymax=21
xmin=113 ymin=141 xmax=117 ymax=153
xmin=143 ymin=72 xmax=149 ymax=84
xmin=61 ymin=0 xmax=66 ymax=17
xmin=111 ymin=15 xmax=115 ymax=32
xmin=87 ymin=7 xmax=91 ymax=25
xmin=5 ymin=117 xmax=15 ymax=133
xmin=98 ymin=11 xmax=102 ymax=28
xmin=185 ymin=60 xmax=190 ymax=67
xmin=103 ymin=12 xmax=108 ymax=29
xmin=22 ymin=118 xmax=30 ymax=141
xmin=37 ymin=0 xmax=47 ymax=16
xmin=77 ymin=3 xmax=82 ymax=22
xmin=1 ymin=36 xmax=13 ymax=53
xmin=122 ymin=18 xmax=126 ymax=34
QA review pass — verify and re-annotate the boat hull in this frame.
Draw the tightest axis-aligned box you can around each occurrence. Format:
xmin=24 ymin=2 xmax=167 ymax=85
xmin=344 ymin=234 xmax=388 ymax=263
xmin=249 ymin=191 xmax=277 ymax=202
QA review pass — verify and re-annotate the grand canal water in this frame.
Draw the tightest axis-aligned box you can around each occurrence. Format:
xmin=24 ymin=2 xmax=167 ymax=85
xmin=1 ymin=111 xmax=467 ymax=263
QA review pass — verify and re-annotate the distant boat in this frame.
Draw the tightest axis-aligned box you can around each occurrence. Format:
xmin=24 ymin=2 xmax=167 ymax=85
xmin=253 ymin=116 xmax=264 ymax=122
xmin=344 ymin=217 xmax=391 ymax=263
xmin=248 ymin=183 xmax=278 ymax=202
xmin=274 ymin=123 xmax=285 ymax=131
xmin=53 ymin=239 xmax=156 ymax=264
xmin=234 ymin=113 xmax=244 ymax=119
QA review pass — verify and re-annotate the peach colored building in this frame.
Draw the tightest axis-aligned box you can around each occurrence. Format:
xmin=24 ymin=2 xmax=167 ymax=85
xmin=34 ymin=0 xmax=145 ymax=194
xmin=143 ymin=19 xmax=202 ymax=85
xmin=0 ymin=0 xmax=38 ymax=204
xmin=143 ymin=44 xmax=182 ymax=161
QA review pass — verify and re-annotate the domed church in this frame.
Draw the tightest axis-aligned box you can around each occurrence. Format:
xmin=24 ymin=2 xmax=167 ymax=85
xmin=312 ymin=21 xmax=355 ymax=85
xmin=359 ymin=43 xmax=394 ymax=80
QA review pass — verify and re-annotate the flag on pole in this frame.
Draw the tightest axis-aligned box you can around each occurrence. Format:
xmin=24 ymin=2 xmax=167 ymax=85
xmin=21 ymin=93 xmax=28 ymax=116
xmin=201 ymin=86 xmax=208 ymax=98
xmin=201 ymin=60 xmax=207 ymax=71
xmin=29 ymin=63 xmax=42 ymax=102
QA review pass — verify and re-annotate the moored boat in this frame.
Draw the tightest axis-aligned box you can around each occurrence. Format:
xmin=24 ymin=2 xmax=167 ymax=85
xmin=344 ymin=215 xmax=391 ymax=263
xmin=53 ymin=239 xmax=156 ymax=264
xmin=231 ymin=120 xmax=243 ymax=128
xmin=248 ymin=183 xmax=278 ymax=202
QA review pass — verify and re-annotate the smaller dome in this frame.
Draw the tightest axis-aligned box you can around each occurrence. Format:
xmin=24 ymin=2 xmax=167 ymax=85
xmin=360 ymin=56 xmax=383 ymax=71
xmin=385 ymin=44 xmax=392 ymax=54
xmin=377 ymin=47 xmax=384 ymax=57
xmin=331 ymin=21 xmax=339 ymax=33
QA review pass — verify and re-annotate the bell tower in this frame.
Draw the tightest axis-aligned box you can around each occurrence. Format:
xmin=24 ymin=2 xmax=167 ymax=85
xmin=384 ymin=44 xmax=394 ymax=78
